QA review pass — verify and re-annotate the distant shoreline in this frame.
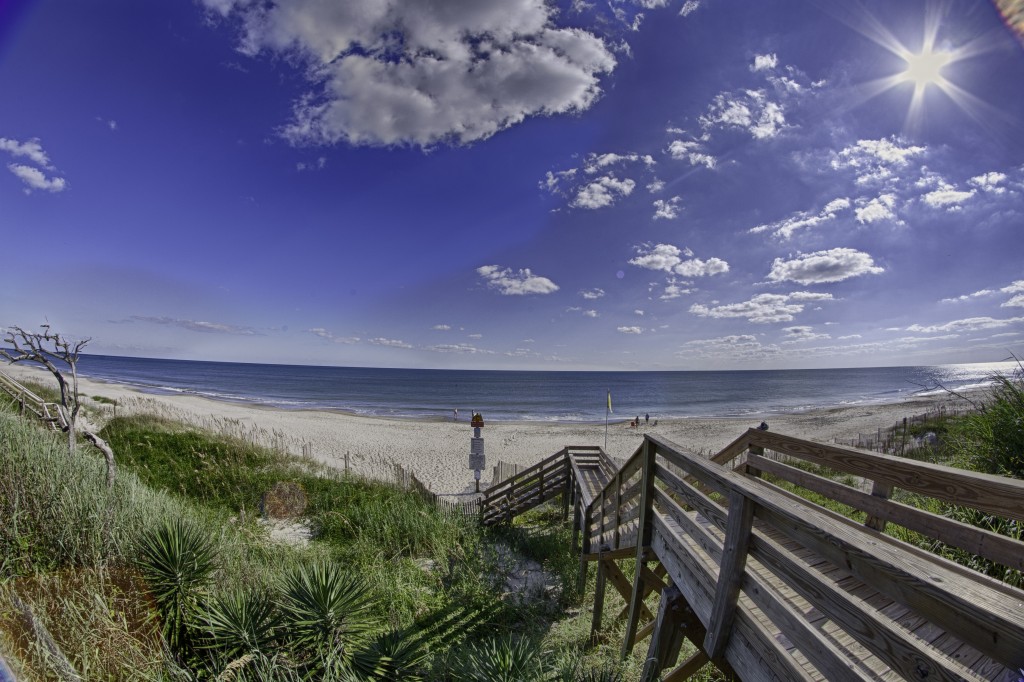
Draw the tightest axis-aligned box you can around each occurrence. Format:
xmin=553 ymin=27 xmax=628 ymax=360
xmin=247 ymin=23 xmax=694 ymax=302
xmin=3 ymin=363 xmax=982 ymax=495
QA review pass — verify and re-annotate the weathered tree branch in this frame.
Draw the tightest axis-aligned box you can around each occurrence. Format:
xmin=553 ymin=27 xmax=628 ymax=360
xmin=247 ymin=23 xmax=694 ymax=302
xmin=3 ymin=324 xmax=115 ymax=486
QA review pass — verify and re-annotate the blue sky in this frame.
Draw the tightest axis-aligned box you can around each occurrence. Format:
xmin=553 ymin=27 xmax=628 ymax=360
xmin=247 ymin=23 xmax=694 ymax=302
xmin=2 ymin=0 xmax=1023 ymax=370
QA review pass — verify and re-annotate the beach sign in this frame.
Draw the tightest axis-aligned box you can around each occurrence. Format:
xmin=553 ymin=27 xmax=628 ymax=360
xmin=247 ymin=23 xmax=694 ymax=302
xmin=469 ymin=413 xmax=485 ymax=491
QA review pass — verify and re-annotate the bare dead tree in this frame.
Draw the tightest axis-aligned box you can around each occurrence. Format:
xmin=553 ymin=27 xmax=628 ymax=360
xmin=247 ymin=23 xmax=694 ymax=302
xmin=2 ymin=324 xmax=116 ymax=487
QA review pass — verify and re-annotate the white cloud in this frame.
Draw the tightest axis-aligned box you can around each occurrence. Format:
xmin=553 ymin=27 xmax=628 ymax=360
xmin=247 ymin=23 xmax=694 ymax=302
xmin=690 ymin=291 xmax=833 ymax=324
xmin=572 ymin=175 xmax=636 ymax=209
xmin=646 ymin=179 xmax=665 ymax=193
xmin=652 ymin=196 xmax=682 ymax=220
xmin=767 ymin=248 xmax=883 ymax=285
xmin=0 ymin=137 xmax=54 ymax=169
xmin=907 ymin=317 xmax=1024 ymax=334
xmin=432 ymin=324 xmax=451 ymax=331
xmin=1003 ymin=281 xmax=1024 ymax=294
xmin=1003 ymin=294 xmax=1024 ymax=308
xmin=667 ymin=140 xmax=716 ymax=168
xmin=477 ymin=264 xmax=559 ymax=295
xmin=837 ymin=334 xmax=862 ymax=340
xmin=131 ymin=315 xmax=260 ymax=335
xmin=782 ymin=326 xmax=830 ymax=343
xmin=7 ymin=164 xmax=67 ymax=193
xmin=679 ymin=0 xmax=701 ymax=16
xmin=940 ymin=289 xmax=994 ymax=303
xmin=308 ymin=327 xmax=360 ymax=343
xmin=750 ymin=197 xmax=850 ymax=240
xmin=921 ymin=184 xmax=976 ymax=210
xmin=660 ymin=282 xmax=692 ymax=300
xmin=634 ymin=309 xmax=645 ymax=315
xmin=751 ymin=53 xmax=778 ymax=72
xmin=580 ymin=288 xmax=605 ymax=300
xmin=854 ymin=194 xmax=899 ymax=224
xmin=369 ymin=337 xmax=413 ymax=349
xmin=425 ymin=343 xmax=492 ymax=354
xmin=830 ymin=137 xmax=925 ymax=185
xmin=582 ymin=152 xmax=654 ymax=173
xmin=617 ymin=326 xmax=643 ymax=334
xmin=629 ymin=243 xmax=728 ymax=277
xmin=583 ymin=309 xmax=599 ymax=318
xmin=468 ymin=333 xmax=483 ymax=339
xmin=206 ymin=0 xmax=616 ymax=148
xmin=968 ymin=171 xmax=1007 ymax=194
xmin=700 ymin=89 xmax=787 ymax=139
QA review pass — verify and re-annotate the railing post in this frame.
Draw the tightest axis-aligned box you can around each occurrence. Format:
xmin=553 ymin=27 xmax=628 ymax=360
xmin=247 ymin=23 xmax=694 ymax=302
xmin=622 ymin=437 xmax=657 ymax=658
xmin=612 ymin=469 xmax=623 ymax=551
xmin=577 ymin=504 xmax=592 ymax=593
xmin=704 ymin=489 xmax=755 ymax=660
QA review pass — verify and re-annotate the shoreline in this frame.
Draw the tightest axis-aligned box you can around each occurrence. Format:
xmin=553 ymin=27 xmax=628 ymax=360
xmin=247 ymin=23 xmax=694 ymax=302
xmin=2 ymin=363 xmax=979 ymax=496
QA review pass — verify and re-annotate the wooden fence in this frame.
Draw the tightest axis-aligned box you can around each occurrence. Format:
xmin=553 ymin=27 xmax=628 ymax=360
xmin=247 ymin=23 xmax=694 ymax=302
xmin=391 ymin=462 xmax=481 ymax=518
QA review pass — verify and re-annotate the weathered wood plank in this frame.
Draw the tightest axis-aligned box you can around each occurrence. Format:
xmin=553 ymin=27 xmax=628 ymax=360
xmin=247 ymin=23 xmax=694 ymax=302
xmin=746 ymin=454 xmax=1024 ymax=576
xmin=704 ymin=490 xmax=756 ymax=659
xmin=648 ymin=433 xmax=1024 ymax=671
xmin=652 ymin=519 xmax=816 ymax=682
xmin=745 ymin=429 xmax=1024 ymax=523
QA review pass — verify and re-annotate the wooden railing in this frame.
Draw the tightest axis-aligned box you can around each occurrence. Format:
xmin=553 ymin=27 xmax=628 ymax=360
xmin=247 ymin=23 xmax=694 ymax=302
xmin=0 ymin=370 xmax=67 ymax=431
xmin=480 ymin=445 xmax=616 ymax=528
xmin=480 ymin=448 xmax=571 ymax=525
xmin=580 ymin=430 xmax=1024 ymax=681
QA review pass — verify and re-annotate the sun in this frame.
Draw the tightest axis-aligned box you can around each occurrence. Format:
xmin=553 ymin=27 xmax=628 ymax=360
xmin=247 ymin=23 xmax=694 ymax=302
xmin=898 ymin=48 xmax=953 ymax=90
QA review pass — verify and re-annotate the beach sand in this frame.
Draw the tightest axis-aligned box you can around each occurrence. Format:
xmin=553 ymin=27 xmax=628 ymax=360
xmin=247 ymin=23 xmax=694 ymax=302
xmin=3 ymin=363 xmax=970 ymax=496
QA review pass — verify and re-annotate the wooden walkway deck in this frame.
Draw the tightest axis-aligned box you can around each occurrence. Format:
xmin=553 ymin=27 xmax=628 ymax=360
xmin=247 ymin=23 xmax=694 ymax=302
xmin=480 ymin=431 xmax=1024 ymax=681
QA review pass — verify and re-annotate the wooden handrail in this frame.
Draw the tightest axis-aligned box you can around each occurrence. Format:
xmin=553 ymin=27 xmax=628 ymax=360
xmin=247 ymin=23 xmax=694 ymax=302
xmin=581 ymin=431 xmax=1024 ymax=680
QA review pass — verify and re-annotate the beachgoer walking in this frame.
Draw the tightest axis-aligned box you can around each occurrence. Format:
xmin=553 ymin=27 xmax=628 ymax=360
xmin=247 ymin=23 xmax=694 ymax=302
xmin=454 ymin=408 xmax=458 ymax=422
xmin=645 ymin=413 xmax=649 ymax=425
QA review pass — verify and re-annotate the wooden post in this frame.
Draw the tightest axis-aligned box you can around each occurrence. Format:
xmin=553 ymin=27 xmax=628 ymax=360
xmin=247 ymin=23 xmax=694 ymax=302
xmin=704 ymin=490 xmax=755 ymax=660
xmin=864 ymin=479 xmax=894 ymax=532
xmin=622 ymin=438 xmax=657 ymax=658
xmin=577 ymin=504 xmax=591 ymax=593
xmin=345 ymin=451 xmax=350 ymax=473
xmin=640 ymin=584 xmax=688 ymax=682
xmin=562 ymin=458 xmax=571 ymax=521
xmin=589 ymin=546 xmax=610 ymax=643
xmin=612 ymin=469 xmax=623 ymax=551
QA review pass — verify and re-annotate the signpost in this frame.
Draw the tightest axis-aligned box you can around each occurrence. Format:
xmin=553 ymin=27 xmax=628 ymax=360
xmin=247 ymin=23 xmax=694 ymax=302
xmin=469 ymin=412 xmax=485 ymax=492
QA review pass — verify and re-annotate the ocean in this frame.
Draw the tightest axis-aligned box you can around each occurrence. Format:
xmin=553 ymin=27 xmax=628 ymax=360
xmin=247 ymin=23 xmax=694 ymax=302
xmin=67 ymin=355 xmax=1017 ymax=423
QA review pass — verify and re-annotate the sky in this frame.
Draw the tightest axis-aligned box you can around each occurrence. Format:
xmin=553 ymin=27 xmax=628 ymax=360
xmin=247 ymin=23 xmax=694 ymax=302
xmin=1 ymin=0 xmax=1023 ymax=371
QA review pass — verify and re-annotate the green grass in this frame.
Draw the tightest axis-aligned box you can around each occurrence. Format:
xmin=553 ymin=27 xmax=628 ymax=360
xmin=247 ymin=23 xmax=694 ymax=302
xmin=5 ymin=397 xmax=621 ymax=680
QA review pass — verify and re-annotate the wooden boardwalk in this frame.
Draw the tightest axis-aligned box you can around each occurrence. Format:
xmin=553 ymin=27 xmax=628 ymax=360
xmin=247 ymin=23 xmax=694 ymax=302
xmin=0 ymin=370 xmax=67 ymax=432
xmin=481 ymin=431 xmax=1024 ymax=681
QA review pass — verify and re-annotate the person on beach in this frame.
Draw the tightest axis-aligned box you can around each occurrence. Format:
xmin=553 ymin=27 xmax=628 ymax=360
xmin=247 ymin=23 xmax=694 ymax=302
xmin=454 ymin=408 xmax=458 ymax=422
xmin=759 ymin=421 xmax=769 ymax=431
xmin=645 ymin=413 xmax=649 ymax=425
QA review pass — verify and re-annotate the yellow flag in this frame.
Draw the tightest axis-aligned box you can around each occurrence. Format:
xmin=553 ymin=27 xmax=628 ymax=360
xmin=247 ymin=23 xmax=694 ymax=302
xmin=607 ymin=390 xmax=612 ymax=413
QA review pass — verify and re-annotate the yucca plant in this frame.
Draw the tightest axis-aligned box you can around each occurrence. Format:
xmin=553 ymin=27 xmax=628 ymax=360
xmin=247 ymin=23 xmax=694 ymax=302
xmin=198 ymin=588 xmax=279 ymax=662
xmin=349 ymin=629 xmax=426 ymax=680
xmin=455 ymin=636 xmax=542 ymax=682
xmin=276 ymin=561 xmax=375 ymax=671
xmin=137 ymin=518 xmax=216 ymax=652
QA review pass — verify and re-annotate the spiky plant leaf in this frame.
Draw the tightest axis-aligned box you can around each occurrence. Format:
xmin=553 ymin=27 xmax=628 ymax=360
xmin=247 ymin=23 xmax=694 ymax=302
xmin=276 ymin=561 xmax=375 ymax=667
xmin=349 ymin=629 xmax=425 ymax=680
xmin=137 ymin=518 xmax=216 ymax=651
xmin=199 ymin=589 xmax=279 ymax=660
xmin=456 ymin=636 xmax=541 ymax=682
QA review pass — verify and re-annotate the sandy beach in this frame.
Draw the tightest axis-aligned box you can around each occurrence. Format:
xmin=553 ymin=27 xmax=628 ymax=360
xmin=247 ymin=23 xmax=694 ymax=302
xmin=3 ymin=363 xmax=973 ymax=496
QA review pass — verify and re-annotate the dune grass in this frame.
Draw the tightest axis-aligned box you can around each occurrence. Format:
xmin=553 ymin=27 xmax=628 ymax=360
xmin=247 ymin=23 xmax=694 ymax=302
xmin=0 ymin=394 xmax=651 ymax=680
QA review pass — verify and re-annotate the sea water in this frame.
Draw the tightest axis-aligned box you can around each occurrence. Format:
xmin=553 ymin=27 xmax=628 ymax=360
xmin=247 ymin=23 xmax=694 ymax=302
xmin=68 ymin=355 xmax=1017 ymax=423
